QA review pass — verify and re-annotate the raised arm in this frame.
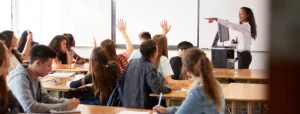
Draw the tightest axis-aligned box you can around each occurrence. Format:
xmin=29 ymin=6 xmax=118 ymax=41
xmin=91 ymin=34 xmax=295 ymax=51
xmin=117 ymin=19 xmax=133 ymax=57
xmin=205 ymin=18 xmax=249 ymax=33
xmin=160 ymin=20 xmax=171 ymax=35
xmin=20 ymin=30 xmax=32 ymax=60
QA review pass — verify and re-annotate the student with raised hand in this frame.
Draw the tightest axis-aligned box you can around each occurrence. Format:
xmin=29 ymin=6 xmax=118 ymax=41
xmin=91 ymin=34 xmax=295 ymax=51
xmin=68 ymin=47 xmax=121 ymax=105
xmin=206 ymin=7 xmax=257 ymax=69
xmin=1 ymin=30 xmax=32 ymax=70
xmin=170 ymin=41 xmax=194 ymax=80
xmin=48 ymin=35 xmax=75 ymax=69
xmin=17 ymin=30 xmax=39 ymax=53
xmin=153 ymin=35 xmax=189 ymax=91
xmin=100 ymin=19 xmax=133 ymax=73
xmin=128 ymin=20 xmax=171 ymax=61
xmin=0 ymin=42 xmax=23 ymax=114
xmin=7 ymin=45 xmax=80 ymax=113
xmin=153 ymin=48 xmax=225 ymax=114
xmin=118 ymin=40 xmax=171 ymax=109
xmin=63 ymin=33 xmax=85 ymax=65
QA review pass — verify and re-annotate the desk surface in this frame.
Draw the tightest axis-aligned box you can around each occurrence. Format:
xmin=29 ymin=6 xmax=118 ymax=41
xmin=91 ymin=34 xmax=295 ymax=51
xmin=213 ymin=68 xmax=268 ymax=81
xmin=150 ymin=83 xmax=268 ymax=102
xmin=78 ymin=105 xmax=153 ymax=114
xmin=52 ymin=64 xmax=89 ymax=72
xmin=42 ymin=77 xmax=74 ymax=91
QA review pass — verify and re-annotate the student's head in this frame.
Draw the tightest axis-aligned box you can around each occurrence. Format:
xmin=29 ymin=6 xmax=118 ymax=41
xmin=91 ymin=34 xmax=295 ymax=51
xmin=1 ymin=30 xmax=18 ymax=49
xmin=139 ymin=31 xmax=151 ymax=43
xmin=63 ymin=33 xmax=75 ymax=50
xmin=177 ymin=41 xmax=194 ymax=57
xmin=17 ymin=30 xmax=33 ymax=52
xmin=140 ymin=40 xmax=158 ymax=63
xmin=153 ymin=35 xmax=168 ymax=68
xmin=88 ymin=47 xmax=120 ymax=101
xmin=30 ymin=45 xmax=56 ymax=77
xmin=49 ymin=35 xmax=68 ymax=54
xmin=100 ymin=39 xmax=118 ymax=63
xmin=182 ymin=48 xmax=221 ymax=109
xmin=0 ymin=33 xmax=8 ymax=44
xmin=240 ymin=7 xmax=257 ymax=39
xmin=0 ymin=41 xmax=9 ymax=114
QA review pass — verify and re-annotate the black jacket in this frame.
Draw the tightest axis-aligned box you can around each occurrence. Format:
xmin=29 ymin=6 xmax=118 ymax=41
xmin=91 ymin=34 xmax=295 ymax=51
xmin=118 ymin=57 xmax=171 ymax=109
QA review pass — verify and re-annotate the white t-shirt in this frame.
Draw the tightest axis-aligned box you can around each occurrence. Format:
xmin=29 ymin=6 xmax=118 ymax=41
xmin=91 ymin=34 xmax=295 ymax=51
xmin=9 ymin=55 xmax=21 ymax=71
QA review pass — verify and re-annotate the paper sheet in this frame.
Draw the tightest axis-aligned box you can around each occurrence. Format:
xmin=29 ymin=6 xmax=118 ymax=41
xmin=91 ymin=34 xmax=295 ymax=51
xmin=48 ymin=72 xmax=75 ymax=78
xmin=117 ymin=111 xmax=150 ymax=114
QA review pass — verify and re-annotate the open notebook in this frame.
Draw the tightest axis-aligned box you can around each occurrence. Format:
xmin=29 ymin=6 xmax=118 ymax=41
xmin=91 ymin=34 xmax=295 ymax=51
xmin=47 ymin=72 xmax=75 ymax=78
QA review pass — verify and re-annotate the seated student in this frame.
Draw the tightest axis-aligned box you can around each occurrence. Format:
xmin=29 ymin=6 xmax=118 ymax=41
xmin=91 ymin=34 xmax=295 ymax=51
xmin=68 ymin=47 xmax=121 ymax=105
xmin=17 ymin=30 xmax=39 ymax=53
xmin=0 ymin=42 xmax=23 ymax=114
xmin=128 ymin=20 xmax=171 ymax=61
xmin=48 ymin=35 xmax=75 ymax=69
xmin=153 ymin=48 xmax=225 ymax=114
xmin=170 ymin=41 xmax=194 ymax=80
xmin=99 ymin=19 xmax=133 ymax=73
xmin=7 ymin=45 xmax=80 ymax=113
xmin=152 ymin=35 xmax=189 ymax=91
xmin=118 ymin=40 xmax=171 ymax=109
xmin=1 ymin=30 xmax=32 ymax=70
xmin=63 ymin=33 xmax=85 ymax=65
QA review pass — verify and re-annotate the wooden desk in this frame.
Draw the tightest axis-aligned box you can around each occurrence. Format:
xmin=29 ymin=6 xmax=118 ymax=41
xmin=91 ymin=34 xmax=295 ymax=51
xmin=213 ymin=68 xmax=236 ymax=79
xmin=52 ymin=64 xmax=89 ymax=72
xmin=77 ymin=105 xmax=153 ymax=114
xmin=150 ymin=83 xmax=268 ymax=114
xmin=231 ymin=69 xmax=268 ymax=82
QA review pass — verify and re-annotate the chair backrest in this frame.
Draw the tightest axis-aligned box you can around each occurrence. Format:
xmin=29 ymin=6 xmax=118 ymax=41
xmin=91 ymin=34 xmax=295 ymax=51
xmin=106 ymin=85 xmax=124 ymax=107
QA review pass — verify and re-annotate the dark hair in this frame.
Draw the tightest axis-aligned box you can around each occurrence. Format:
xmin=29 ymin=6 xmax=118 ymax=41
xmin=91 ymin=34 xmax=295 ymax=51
xmin=153 ymin=35 xmax=168 ymax=68
xmin=241 ymin=7 xmax=257 ymax=39
xmin=48 ymin=35 xmax=68 ymax=64
xmin=1 ymin=30 xmax=22 ymax=63
xmin=17 ymin=30 xmax=32 ymax=52
xmin=87 ymin=47 xmax=120 ymax=101
xmin=182 ymin=48 xmax=221 ymax=109
xmin=30 ymin=45 xmax=56 ymax=64
xmin=139 ymin=31 xmax=151 ymax=40
xmin=140 ymin=40 xmax=157 ymax=60
xmin=63 ymin=33 xmax=75 ymax=51
xmin=0 ymin=42 xmax=8 ymax=114
xmin=100 ymin=39 xmax=118 ymax=64
xmin=0 ymin=33 xmax=8 ymax=44
xmin=177 ymin=41 xmax=194 ymax=50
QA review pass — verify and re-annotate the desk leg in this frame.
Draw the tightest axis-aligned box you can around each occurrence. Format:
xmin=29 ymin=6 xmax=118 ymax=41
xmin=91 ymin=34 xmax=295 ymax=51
xmin=248 ymin=102 xmax=253 ymax=114
xmin=62 ymin=92 xmax=65 ymax=98
xmin=56 ymin=91 xmax=60 ymax=98
xmin=231 ymin=102 xmax=236 ymax=114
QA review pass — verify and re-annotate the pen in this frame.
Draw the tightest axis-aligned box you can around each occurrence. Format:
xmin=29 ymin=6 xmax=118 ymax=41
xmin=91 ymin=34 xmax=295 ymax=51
xmin=158 ymin=93 xmax=163 ymax=108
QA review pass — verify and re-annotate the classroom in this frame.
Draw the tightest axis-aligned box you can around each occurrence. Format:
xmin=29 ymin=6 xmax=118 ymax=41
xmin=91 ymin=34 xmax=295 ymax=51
xmin=0 ymin=0 xmax=299 ymax=114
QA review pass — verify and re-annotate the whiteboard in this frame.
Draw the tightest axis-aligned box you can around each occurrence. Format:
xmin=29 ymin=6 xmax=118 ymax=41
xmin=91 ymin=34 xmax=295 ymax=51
xmin=0 ymin=0 xmax=11 ymax=31
xmin=41 ymin=0 xmax=111 ymax=46
xmin=199 ymin=0 xmax=270 ymax=51
xmin=116 ymin=0 xmax=198 ymax=46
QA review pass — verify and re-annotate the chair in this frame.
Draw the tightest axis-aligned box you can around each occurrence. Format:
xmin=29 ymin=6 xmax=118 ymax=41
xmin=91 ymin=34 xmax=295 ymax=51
xmin=106 ymin=85 xmax=124 ymax=107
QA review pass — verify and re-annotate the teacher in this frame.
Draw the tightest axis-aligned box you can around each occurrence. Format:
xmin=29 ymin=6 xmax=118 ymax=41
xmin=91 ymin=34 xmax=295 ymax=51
xmin=206 ymin=7 xmax=257 ymax=69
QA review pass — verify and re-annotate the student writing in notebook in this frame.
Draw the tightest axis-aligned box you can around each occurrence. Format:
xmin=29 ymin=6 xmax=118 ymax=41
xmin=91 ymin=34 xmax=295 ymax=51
xmin=153 ymin=48 xmax=225 ymax=114
xmin=1 ymin=30 xmax=32 ymax=71
xmin=63 ymin=33 xmax=85 ymax=65
xmin=128 ymin=20 xmax=171 ymax=61
xmin=0 ymin=41 xmax=23 ymax=114
xmin=118 ymin=40 xmax=171 ymax=109
xmin=48 ymin=35 xmax=76 ymax=69
xmin=7 ymin=45 xmax=80 ymax=113
xmin=68 ymin=47 xmax=121 ymax=105
xmin=170 ymin=41 xmax=194 ymax=80
xmin=206 ymin=7 xmax=257 ymax=69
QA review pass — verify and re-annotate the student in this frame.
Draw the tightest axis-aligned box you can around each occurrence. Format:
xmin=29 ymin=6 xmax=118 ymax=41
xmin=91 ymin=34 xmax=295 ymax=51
xmin=0 ymin=42 xmax=23 ymax=114
xmin=0 ymin=33 xmax=8 ymax=44
xmin=100 ymin=19 xmax=133 ymax=73
xmin=63 ymin=33 xmax=85 ymax=65
xmin=17 ymin=30 xmax=39 ymax=53
xmin=118 ymin=40 xmax=171 ymax=109
xmin=153 ymin=35 xmax=188 ymax=91
xmin=1 ymin=30 xmax=32 ymax=70
xmin=7 ymin=45 xmax=80 ymax=113
xmin=206 ymin=7 xmax=257 ymax=69
xmin=170 ymin=41 xmax=194 ymax=80
xmin=128 ymin=20 xmax=171 ymax=61
xmin=68 ymin=47 xmax=121 ymax=105
xmin=153 ymin=48 xmax=225 ymax=114
xmin=48 ymin=35 xmax=75 ymax=69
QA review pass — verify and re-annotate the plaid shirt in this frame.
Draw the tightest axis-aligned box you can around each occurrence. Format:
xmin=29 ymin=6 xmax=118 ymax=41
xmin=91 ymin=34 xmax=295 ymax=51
xmin=117 ymin=52 xmax=129 ymax=73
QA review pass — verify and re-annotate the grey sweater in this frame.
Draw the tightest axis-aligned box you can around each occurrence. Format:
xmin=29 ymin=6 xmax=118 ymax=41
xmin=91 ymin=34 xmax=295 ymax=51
xmin=6 ymin=65 xmax=67 ymax=113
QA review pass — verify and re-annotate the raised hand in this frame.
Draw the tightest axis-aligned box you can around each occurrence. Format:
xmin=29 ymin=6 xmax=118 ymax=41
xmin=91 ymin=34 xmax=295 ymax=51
xmin=27 ymin=30 xmax=33 ymax=42
xmin=205 ymin=18 xmax=218 ymax=23
xmin=117 ymin=19 xmax=127 ymax=33
xmin=160 ymin=20 xmax=171 ymax=35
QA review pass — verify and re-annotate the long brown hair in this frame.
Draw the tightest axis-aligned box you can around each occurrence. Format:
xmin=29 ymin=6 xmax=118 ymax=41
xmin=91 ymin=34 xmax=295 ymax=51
xmin=153 ymin=35 xmax=168 ymax=68
xmin=182 ymin=48 xmax=221 ymax=109
xmin=48 ymin=35 xmax=68 ymax=64
xmin=87 ymin=47 xmax=120 ymax=101
xmin=0 ymin=42 xmax=8 ymax=114
xmin=100 ymin=39 xmax=119 ymax=64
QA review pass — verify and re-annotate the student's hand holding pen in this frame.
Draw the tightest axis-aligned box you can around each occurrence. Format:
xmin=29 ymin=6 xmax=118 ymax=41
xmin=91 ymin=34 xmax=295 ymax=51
xmin=153 ymin=105 xmax=167 ymax=114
